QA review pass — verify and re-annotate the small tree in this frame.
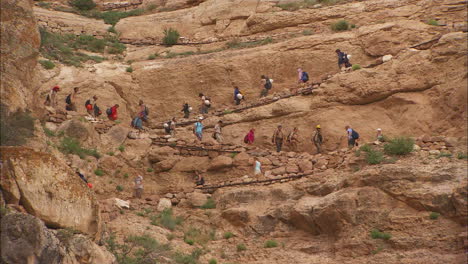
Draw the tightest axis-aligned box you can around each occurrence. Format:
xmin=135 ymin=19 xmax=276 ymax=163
xmin=70 ymin=0 xmax=96 ymax=11
xmin=162 ymin=28 xmax=180 ymax=46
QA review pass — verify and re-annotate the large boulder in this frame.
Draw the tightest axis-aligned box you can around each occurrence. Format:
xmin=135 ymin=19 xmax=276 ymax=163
xmin=157 ymin=198 xmax=172 ymax=212
xmin=148 ymin=146 xmax=178 ymax=163
xmin=186 ymin=192 xmax=208 ymax=207
xmin=233 ymin=152 xmax=251 ymax=166
xmin=1 ymin=147 xmax=101 ymax=236
xmin=221 ymin=207 xmax=250 ymax=227
xmin=208 ymin=155 xmax=233 ymax=171
xmin=100 ymin=125 xmax=130 ymax=152
xmin=1 ymin=212 xmax=114 ymax=264
xmin=57 ymin=120 xmax=94 ymax=142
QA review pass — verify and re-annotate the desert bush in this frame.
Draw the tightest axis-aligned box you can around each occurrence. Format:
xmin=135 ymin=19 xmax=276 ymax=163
xmin=0 ymin=105 xmax=35 ymax=146
xmin=437 ymin=152 xmax=452 ymax=158
xmin=116 ymin=185 xmax=124 ymax=191
xmin=162 ymin=28 xmax=180 ymax=46
xmin=236 ymin=243 xmax=247 ymax=252
xmin=123 ymin=173 xmax=129 ymax=178
xmin=209 ymin=259 xmax=217 ymax=264
xmin=331 ymin=20 xmax=349 ymax=31
xmin=107 ymin=151 xmax=114 ymax=156
xmin=457 ymin=152 xmax=468 ymax=159
xmin=107 ymin=26 xmax=117 ymax=33
xmin=183 ymin=227 xmax=214 ymax=246
xmin=58 ymin=137 xmax=100 ymax=158
xmin=147 ymin=167 xmax=154 ymax=172
xmin=223 ymin=232 xmax=234 ymax=239
xmin=264 ymin=240 xmax=278 ymax=248
xmin=366 ymin=149 xmax=384 ymax=165
xmin=148 ymin=54 xmax=157 ymax=60
xmin=118 ymin=145 xmax=125 ymax=152
xmin=70 ymin=0 xmax=96 ymax=11
xmin=173 ymin=249 xmax=202 ymax=264
xmin=151 ymin=208 xmax=183 ymax=230
xmin=43 ymin=127 xmax=56 ymax=137
xmin=126 ymin=67 xmax=133 ymax=73
xmin=429 ymin=212 xmax=440 ymax=220
xmin=39 ymin=59 xmax=56 ymax=69
xmin=384 ymin=137 xmax=414 ymax=155
xmin=427 ymin=19 xmax=439 ymax=26
xmin=200 ymin=198 xmax=216 ymax=209
xmin=94 ymin=169 xmax=104 ymax=176
xmin=352 ymin=64 xmax=361 ymax=70
xmin=370 ymin=229 xmax=391 ymax=240
xmin=226 ymin=37 xmax=273 ymax=49
xmin=100 ymin=9 xmax=144 ymax=25
xmin=302 ymin=29 xmax=313 ymax=35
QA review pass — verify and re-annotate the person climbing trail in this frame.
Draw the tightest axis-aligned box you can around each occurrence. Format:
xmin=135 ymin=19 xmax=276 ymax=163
xmin=287 ymin=127 xmax=300 ymax=151
xmin=195 ymin=171 xmax=205 ymax=186
xmin=313 ymin=125 xmax=323 ymax=154
xmin=272 ymin=125 xmax=285 ymax=152
xmin=336 ymin=49 xmax=352 ymax=69
xmin=65 ymin=87 xmax=79 ymax=111
xmin=346 ymin=125 xmax=359 ymax=148
xmin=107 ymin=104 xmax=119 ymax=121
xmin=164 ymin=118 xmax=177 ymax=136
xmin=213 ymin=120 xmax=223 ymax=143
xmin=295 ymin=68 xmax=309 ymax=94
xmin=44 ymin=85 xmax=60 ymax=108
xmin=199 ymin=93 xmax=210 ymax=114
xmin=376 ymin=128 xmax=384 ymax=142
xmin=76 ymin=169 xmax=93 ymax=188
xmin=182 ymin=103 xmax=191 ymax=118
xmin=85 ymin=96 xmax=97 ymax=116
xmin=254 ymin=157 xmax=262 ymax=177
xmin=244 ymin=128 xmax=255 ymax=144
xmin=131 ymin=113 xmax=144 ymax=130
xmin=193 ymin=116 xmax=204 ymax=141
xmin=260 ymin=75 xmax=272 ymax=97
xmin=234 ymin=87 xmax=243 ymax=105
xmin=139 ymin=100 xmax=149 ymax=121
xmin=134 ymin=175 xmax=143 ymax=199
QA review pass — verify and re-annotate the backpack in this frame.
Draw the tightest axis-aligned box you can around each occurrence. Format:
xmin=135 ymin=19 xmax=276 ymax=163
xmin=106 ymin=108 xmax=112 ymax=116
xmin=287 ymin=132 xmax=294 ymax=142
xmin=244 ymin=134 xmax=249 ymax=143
xmin=94 ymin=105 xmax=101 ymax=116
xmin=144 ymin=106 xmax=149 ymax=115
xmin=65 ymin=94 xmax=72 ymax=104
xmin=351 ymin=129 xmax=359 ymax=139
xmin=265 ymin=78 xmax=272 ymax=90
xmin=85 ymin=99 xmax=91 ymax=107
xmin=301 ymin=72 xmax=309 ymax=82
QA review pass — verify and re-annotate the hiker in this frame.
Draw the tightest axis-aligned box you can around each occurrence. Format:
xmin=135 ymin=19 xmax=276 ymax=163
xmin=346 ymin=125 xmax=359 ymax=148
xmin=76 ymin=169 xmax=92 ymax=188
xmin=213 ymin=120 xmax=223 ymax=143
xmin=107 ymin=104 xmax=119 ymax=121
xmin=376 ymin=128 xmax=384 ymax=142
xmin=254 ymin=157 xmax=262 ymax=176
xmin=182 ymin=103 xmax=191 ymax=118
xmin=234 ymin=87 xmax=243 ymax=105
xmin=85 ymin=96 xmax=97 ymax=116
xmin=297 ymin=68 xmax=309 ymax=84
xmin=193 ymin=116 xmax=204 ymax=141
xmin=244 ymin=128 xmax=255 ymax=144
xmin=93 ymin=103 xmax=102 ymax=117
xmin=312 ymin=125 xmax=323 ymax=154
xmin=260 ymin=75 xmax=272 ymax=97
xmin=131 ymin=113 xmax=144 ymax=130
xmin=44 ymin=86 xmax=60 ymax=108
xmin=164 ymin=118 xmax=176 ymax=136
xmin=139 ymin=100 xmax=149 ymax=121
xmin=195 ymin=171 xmax=205 ymax=186
xmin=65 ymin=87 xmax=79 ymax=111
xmin=336 ymin=49 xmax=352 ymax=69
xmin=134 ymin=175 xmax=143 ymax=199
xmin=287 ymin=127 xmax=300 ymax=151
xmin=199 ymin=93 xmax=210 ymax=114
xmin=272 ymin=125 xmax=285 ymax=152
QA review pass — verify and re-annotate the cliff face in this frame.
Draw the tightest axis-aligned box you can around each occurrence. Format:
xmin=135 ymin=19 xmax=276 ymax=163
xmin=0 ymin=0 xmax=40 ymax=112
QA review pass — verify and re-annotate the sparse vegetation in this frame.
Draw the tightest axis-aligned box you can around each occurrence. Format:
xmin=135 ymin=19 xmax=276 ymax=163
xmin=150 ymin=209 xmax=183 ymax=230
xmin=437 ymin=152 xmax=453 ymax=159
xmin=223 ymin=232 xmax=234 ymax=239
xmin=116 ymin=185 xmax=124 ymax=191
xmin=384 ymin=137 xmax=414 ymax=155
xmin=94 ymin=169 xmax=104 ymax=176
xmin=0 ymin=106 xmax=35 ymax=146
xmin=429 ymin=212 xmax=440 ymax=220
xmin=366 ymin=149 xmax=384 ymax=165
xmin=371 ymin=246 xmax=384 ymax=255
xmin=236 ymin=243 xmax=247 ymax=252
xmin=183 ymin=227 xmax=214 ymax=246
xmin=58 ymin=137 xmax=100 ymax=159
xmin=352 ymin=64 xmax=361 ymax=70
xmin=173 ymin=249 xmax=202 ymax=264
xmin=457 ymin=152 xmax=468 ymax=159
xmin=126 ymin=67 xmax=133 ymax=73
xmin=208 ymin=259 xmax=217 ymax=264
xmin=148 ymin=54 xmax=157 ymax=60
xmin=147 ymin=167 xmax=154 ymax=172
xmin=162 ymin=28 xmax=180 ymax=46
xmin=70 ymin=0 xmax=96 ymax=11
xmin=370 ymin=229 xmax=392 ymax=240
xmin=302 ymin=29 xmax=313 ymax=35
xmin=264 ymin=240 xmax=278 ymax=248
xmin=43 ymin=127 xmax=56 ymax=137
xmin=226 ymin=37 xmax=273 ymax=49
xmin=200 ymin=198 xmax=216 ymax=209
xmin=230 ymin=153 xmax=238 ymax=158
xmin=331 ymin=20 xmax=350 ymax=31
xmin=427 ymin=19 xmax=439 ymax=26
xmin=39 ymin=59 xmax=56 ymax=69
xmin=107 ymin=151 xmax=115 ymax=156
xmin=118 ymin=145 xmax=125 ymax=152
xmin=37 ymin=2 xmax=52 ymax=8
xmin=123 ymin=173 xmax=129 ymax=178
xmin=56 ymin=228 xmax=80 ymax=245
xmin=107 ymin=26 xmax=117 ymax=34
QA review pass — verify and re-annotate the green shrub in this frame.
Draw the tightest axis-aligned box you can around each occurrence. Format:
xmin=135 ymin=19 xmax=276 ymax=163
xmin=200 ymin=198 xmax=216 ymax=209
xmin=359 ymin=144 xmax=372 ymax=153
xmin=70 ymin=0 xmax=96 ymax=11
xmin=366 ymin=149 xmax=384 ymax=165
xmin=331 ymin=20 xmax=350 ymax=31
xmin=107 ymin=26 xmax=117 ymax=33
xmin=150 ymin=209 xmax=183 ymax=230
xmin=302 ymin=29 xmax=313 ymax=35
xmin=384 ymin=137 xmax=414 ymax=155
xmin=429 ymin=212 xmax=440 ymax=220
xmin=146 ymin=4 xmax=158 ymax=11
xmin=126 ymin=67 xmax=133 ymax=73
xmin=107 ymin=151 xmax=114 ymax=156
xmin=39 ymin=59 xmax=56 ymax=69
xmin=162 ymin=28 xmax=180 ymax=46
xmin=148 ymin=54 xmax=157 ymax=60
xmin=457 ymin=152 xmax=468 ymax=159
xmin=0 ymin=106 xmax=35 ymax=146
xmin=236 ymin=243 xmax=247 ymax=252
xmin=173 ymin=249 xmax=202 ymax=264
xmin=123 ymin=173 xmax=129 ymax=178
xmin=94 ymin=169 xmax=104 ymax=176
xmin=264 ymin=240 xmax=278 ymax=248
xmin=147 ymin=167 xmax=154 ymax=172
xmin=427 ymin=19 xmax=439 ymax=26
xmin=58 ymin=137 xmax=100 ymax=159
xmin=37 ymin=2 xmax=52 ymax=8
xmin=116 ymin=185 xmax=124 ymax=191
xmin=107 ymin=42 xmax=126 ymax=54
xmin=370 ymin=229 xmax=391 ymax=240
xmin=118 ymin=145 xmax=125 ymax=152
xmin=43 ymin=127 xmax=56 ymax=137
xmin=184 ymin=238 xmax=194 ymax=245
xmin=208 ymin=259 xmax=217 ymax=264
xmin=352 ymin=64 xmax=361 ymax=70
xmin=99 ymin=9 xmax=144 ymax=25
xmin=223 ymin=232 xmax=234 ymax=239
xmin=182 ymin=227 xmax=214 ymax=247
xmin=437 ymin=152 xmax=453 ymax=158
xmin=226 ymin=37 xmax=273 ymax=49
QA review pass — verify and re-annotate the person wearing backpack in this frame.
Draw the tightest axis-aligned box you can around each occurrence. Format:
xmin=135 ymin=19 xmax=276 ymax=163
xmin=244 ymin=128 xmax=255 ymax=145
xmin=138 ymin=100 xmax=149 ymax=121
xmin=312 ymin=125 xmax=323 ymax=154
xmin=336 ymin=49 xmax=352 ymax=69
xmin=65 ymin=87 xmax=79 ymax=111
xmin=134 ymin=175 xmax=144 ymax=199
xmin=85 ymin=96 xmax=97 ymax=116
xmin=199 ymin=93 xmax=210 ymax=114
xmin=272 ymin=125 xmax=285 ymax=152
xmin=234 ymin=87 xmax=243 ymax=105
xmin=213 ymin=120 xmax=223 ymax=143
xmin=182 ymin=103 xmax=191 ymax=118
xmin=107 ymin=104 xmax=119 ymax=121
xmin=260 ymin=75 xmax=272 ymax=97
xmin=193 ymin=117 xmax=204 ymax=141
xmin=346 ymin=125 xmax=359 ymax=148
xmin=297 ymin=68 xmax=309 ymax=84
xmin=44 ymin=85 xmax=60 ymax=108
xmin=287 ymin=127 xmax=300 ymax=151
xmin=164 ymin=117 xmax=177 ymax=136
